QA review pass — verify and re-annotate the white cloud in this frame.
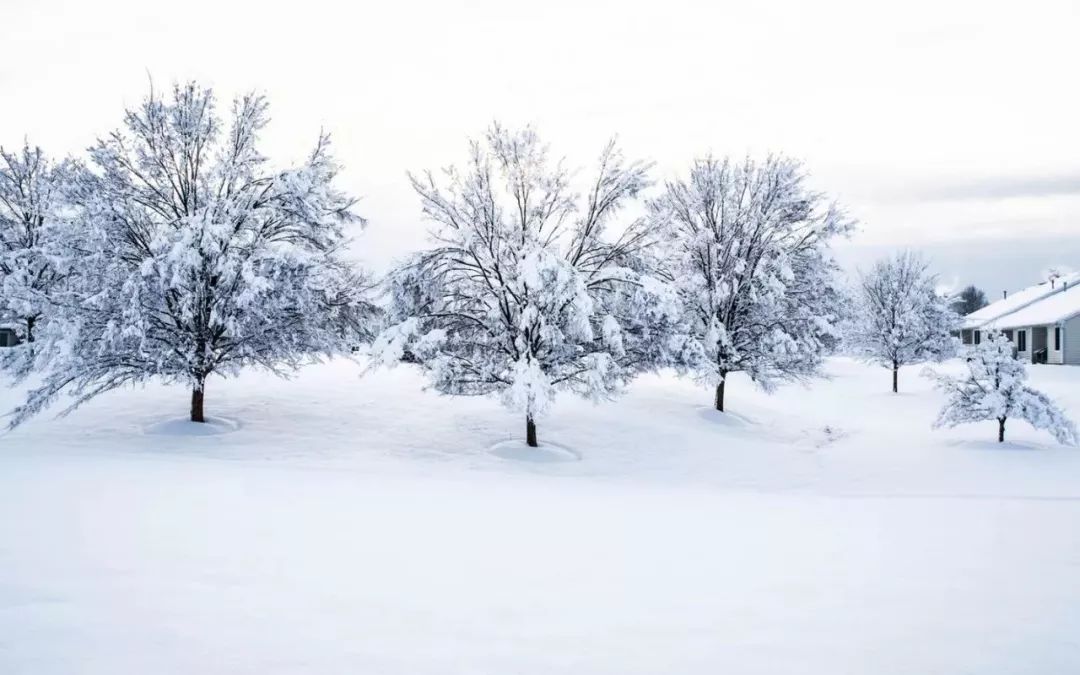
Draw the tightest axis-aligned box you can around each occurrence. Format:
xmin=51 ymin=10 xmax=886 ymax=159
xmin=2 ymin=0 xmax=1078 ymax=264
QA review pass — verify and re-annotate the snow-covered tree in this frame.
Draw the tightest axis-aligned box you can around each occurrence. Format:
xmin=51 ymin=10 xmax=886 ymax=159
xmin=646 ymin=155 xmax=852 ymax=411
xmin=7 ymin=82 xmax=377 ymax=426
xmin=849 ymin=252 xmax=959 ymax=393
xmin=0 ymin=143 xmax=69 ymax=345
xmin=925 ymin=331 xmax=1077 ymax=445
xmin=375 ymin=124 xmax=670 ymax=447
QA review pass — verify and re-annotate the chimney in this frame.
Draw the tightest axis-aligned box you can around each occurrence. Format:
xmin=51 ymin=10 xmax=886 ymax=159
xmin=1003 ymin=290 xmax=1008 ymax=299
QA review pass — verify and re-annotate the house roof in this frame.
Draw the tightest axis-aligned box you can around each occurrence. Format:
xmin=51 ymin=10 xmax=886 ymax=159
xmin=963 ymin=272 xmax=1080 ymax=329
xmin=985 ymin=282 xmax=1080 ymax=329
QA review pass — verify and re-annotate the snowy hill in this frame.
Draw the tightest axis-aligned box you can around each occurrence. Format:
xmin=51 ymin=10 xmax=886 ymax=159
xmin=1 ymin=358 xmax=1079 ymax=674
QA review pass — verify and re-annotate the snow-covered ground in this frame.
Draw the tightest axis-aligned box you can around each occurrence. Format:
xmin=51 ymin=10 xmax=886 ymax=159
xmin=2 ymin=358 xmax=1079 ymax=674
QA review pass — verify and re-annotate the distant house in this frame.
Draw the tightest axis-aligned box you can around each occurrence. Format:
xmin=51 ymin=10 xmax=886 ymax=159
xmin=961 ymin=272 xmax=1080 ymax=364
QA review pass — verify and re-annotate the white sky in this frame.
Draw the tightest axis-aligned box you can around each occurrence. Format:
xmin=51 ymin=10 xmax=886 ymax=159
xmin=2 ymin=0 xmax=1078 ymax=287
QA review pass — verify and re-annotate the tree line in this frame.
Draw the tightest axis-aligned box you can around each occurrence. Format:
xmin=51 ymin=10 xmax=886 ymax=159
xmin=2 ymin=80 xmax=1054 ymax=447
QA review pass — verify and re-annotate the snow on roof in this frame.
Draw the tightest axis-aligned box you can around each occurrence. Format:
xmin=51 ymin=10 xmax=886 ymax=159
xmin=986 ymin=282 xmax=1080 ymax=329
xmin=963 ymin=272 xmax=1080 ymax=329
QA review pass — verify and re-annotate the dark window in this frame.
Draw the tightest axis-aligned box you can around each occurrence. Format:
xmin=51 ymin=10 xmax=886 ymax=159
xmin=1018 ymin=330 xmax=1027 ymax=351
xmin=1055 ymin=327 xmax=1061 ymax=350
xmin=974 ymin=331 xmax=981 ymax=345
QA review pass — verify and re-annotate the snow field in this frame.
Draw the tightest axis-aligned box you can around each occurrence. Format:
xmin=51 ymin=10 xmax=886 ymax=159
xmin=1 ymin=357 xmax=1079 ymax=674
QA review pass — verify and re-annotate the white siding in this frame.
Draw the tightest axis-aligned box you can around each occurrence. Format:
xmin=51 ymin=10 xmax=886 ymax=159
xmin=1064 ymin=316 xmax=1080 ymax=365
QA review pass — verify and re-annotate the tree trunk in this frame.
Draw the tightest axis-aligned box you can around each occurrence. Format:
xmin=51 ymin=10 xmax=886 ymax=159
xmin=25 ymin=316 xmax=35 ymax=344
xmin=526 ymin=415 xmax=538 ymax=448
xmin=892 ymin=362 xmax=899 ymax=393
xmin=191 ymin=376 xmax=206 ymax=423
xmin=714 ymin=370 xmax=728 ymax=411
xmin=998 ymin=417 xmax=1006 ymax=443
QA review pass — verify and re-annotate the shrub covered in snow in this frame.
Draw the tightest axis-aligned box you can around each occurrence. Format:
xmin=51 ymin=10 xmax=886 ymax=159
xmin=6 ymin=82 xmax=377 ymax=427
xmin=924 ymin=331 xmax=1077 ymax=445
xmin=646 ymin=155 xmax=851 ymax=411
xmin=375 ymin=124 xmax=674 ymax=447
xmin=850 ymin=251 xmax=959 ymax=393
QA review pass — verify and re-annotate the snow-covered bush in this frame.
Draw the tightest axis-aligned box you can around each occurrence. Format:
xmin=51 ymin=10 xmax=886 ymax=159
xmin=376 ymin=124 xmax=671 ymax=447
xmin=0 ymin=143 xmax=69 ymax=349
xmin=7 ymin=82 xmax=377 ymax=427
xmin=925 ymin=331 xmax=1077 ymax=445
xmin=646 ymin=155 xmax=852 ymax=411
xmin=849 ymin=252 xmax=959 ymax=393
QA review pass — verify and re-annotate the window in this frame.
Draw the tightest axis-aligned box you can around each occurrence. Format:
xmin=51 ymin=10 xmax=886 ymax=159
xmin=974 ymin=331 xmax=981 ymax=345
xmin=1017 ymin=330 xmax=1027 ymax=352
xmin=1055 ymin=327 xmax=1061 ymax=350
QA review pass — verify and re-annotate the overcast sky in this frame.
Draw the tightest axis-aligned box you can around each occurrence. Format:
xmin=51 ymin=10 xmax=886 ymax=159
xmin=2 ymin=0 xmax=1077 ymax=292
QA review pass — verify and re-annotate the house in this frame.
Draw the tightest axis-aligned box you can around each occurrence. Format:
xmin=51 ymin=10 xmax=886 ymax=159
xmin=961 ymin=272 xmax=1080 ymax=364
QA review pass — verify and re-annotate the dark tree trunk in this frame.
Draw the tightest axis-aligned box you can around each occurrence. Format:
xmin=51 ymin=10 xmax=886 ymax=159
xmin=25 ymin=316 xmax=35 ymax=344
xmin=715 ymin=370 xmax=728 ymax=411
xmin=892 ymin=362 xmax=899 ymax=393
xmin=526 ymin=415 xmax=538 ymax=448
xmin=998 ymin=417 xmax=1006 ymax=443
xmin=191 ymin=375 xmax=206 ymax=423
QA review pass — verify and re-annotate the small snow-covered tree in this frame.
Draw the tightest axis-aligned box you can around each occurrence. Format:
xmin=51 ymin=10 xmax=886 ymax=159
xmin=925 ymin=331 xmax=1077 ymax=445
xmin=8 ymin=82 xmax=377 ymax=426
xmin=0 ymin=143 xmax=69 ymax=346
xmin=850 ymin=252 xmax=959 ymax=393
xmin=646 ymin=156 xmax=852 ymax=411
xmin=376 ymin=124 xmax=669 ymax=447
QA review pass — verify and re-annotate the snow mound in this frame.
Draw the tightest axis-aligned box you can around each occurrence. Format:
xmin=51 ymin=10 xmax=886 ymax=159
xmin=695 ymin=407 xmax=755 ymax=428
xmin=142 ymin=416 xmax=242 ymax=437
xmin=490 ymin=439 xmax=581 ymax=463
xmin=950 ymin=439 xmax=1046 ymax=453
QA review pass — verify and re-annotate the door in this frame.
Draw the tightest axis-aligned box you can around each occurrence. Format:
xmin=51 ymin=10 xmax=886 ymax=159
xmin=1032 ymin=326 xmax=1049 ymax=364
